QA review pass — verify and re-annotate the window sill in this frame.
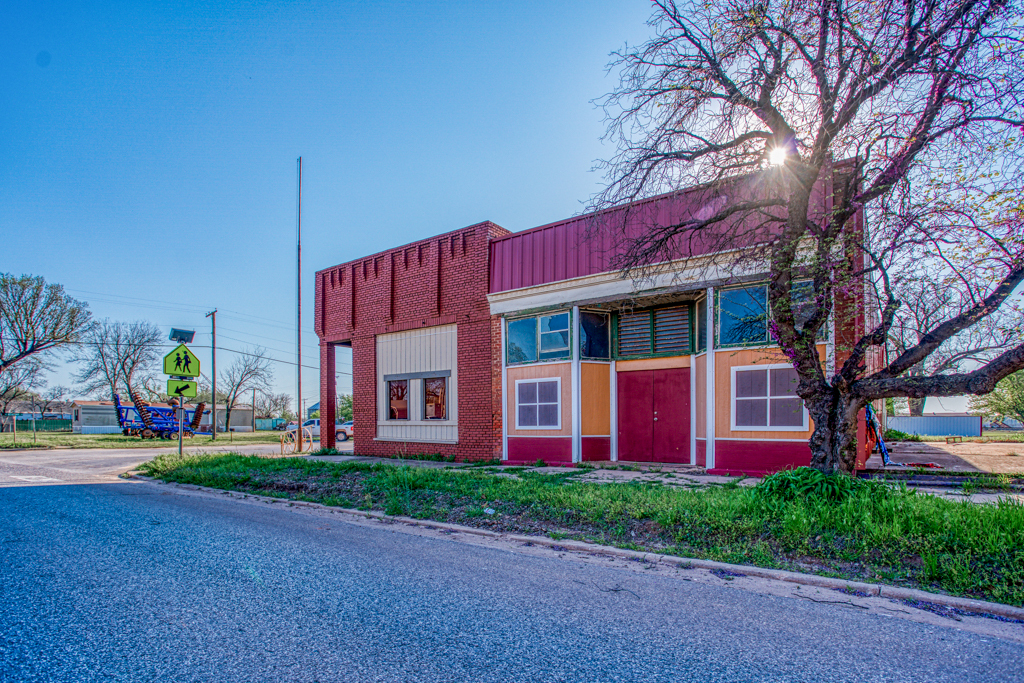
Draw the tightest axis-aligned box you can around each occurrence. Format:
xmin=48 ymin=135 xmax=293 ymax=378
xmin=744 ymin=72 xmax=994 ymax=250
xmin=373 ymin=437 xmax=458 ymax=445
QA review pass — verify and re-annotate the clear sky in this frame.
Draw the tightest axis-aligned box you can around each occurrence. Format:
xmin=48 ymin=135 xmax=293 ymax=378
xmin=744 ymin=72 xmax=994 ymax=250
xmin=2 ymin=0 xmax=656 ymax=412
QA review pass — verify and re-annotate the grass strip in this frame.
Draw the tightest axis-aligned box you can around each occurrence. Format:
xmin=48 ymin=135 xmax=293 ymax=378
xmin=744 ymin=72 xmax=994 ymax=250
xmin=139 ymin=452 xmax=1024 ymax=607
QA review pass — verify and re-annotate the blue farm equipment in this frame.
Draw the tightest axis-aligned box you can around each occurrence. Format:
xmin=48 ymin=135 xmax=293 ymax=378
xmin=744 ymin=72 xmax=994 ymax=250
xmin=113 ymin=392 xmax=208 ymax=440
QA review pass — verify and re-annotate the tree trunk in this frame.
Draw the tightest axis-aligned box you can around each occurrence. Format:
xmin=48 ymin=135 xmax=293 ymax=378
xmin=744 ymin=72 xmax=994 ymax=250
xmin=908 ymin=397 xmax=926 ymax=417
xmin=806 ymin=389 xmax=863 ymax=474
xmin=224 ymin=406 xmax=232 ymax=432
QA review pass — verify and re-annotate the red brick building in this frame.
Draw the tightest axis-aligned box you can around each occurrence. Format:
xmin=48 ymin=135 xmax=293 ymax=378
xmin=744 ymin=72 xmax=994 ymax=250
xmin=316 ymin=169 xmax=874 ymax=473
xmin=315 ymin=221 xmax=509 ymax=459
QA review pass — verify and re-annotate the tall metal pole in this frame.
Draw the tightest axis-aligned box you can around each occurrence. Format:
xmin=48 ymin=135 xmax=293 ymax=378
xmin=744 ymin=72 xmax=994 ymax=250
xmin=206 ymin=309 xmax=217 ymax=440
xmin=296 ymin=156 xmax=302 ymax=424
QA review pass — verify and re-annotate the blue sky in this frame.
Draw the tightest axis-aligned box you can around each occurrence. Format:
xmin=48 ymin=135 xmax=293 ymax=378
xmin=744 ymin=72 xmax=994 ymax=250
xmin=2 ymin=0 xmax=655 ymax=411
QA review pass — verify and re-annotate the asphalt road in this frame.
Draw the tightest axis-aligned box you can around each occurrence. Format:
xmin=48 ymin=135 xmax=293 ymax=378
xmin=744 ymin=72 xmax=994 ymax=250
xmin=1 ymin=460 xmax=1022 ymax=681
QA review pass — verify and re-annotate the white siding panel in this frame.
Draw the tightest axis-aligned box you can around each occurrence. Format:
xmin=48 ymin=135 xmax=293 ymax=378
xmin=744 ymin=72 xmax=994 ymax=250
xmin=375 ymin=324 xmax=458 ymax=443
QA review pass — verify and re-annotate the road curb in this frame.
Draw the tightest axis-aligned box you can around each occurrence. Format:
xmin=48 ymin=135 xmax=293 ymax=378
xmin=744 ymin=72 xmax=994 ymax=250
xmin=134 ymin=474 xmax=1024 ymax=622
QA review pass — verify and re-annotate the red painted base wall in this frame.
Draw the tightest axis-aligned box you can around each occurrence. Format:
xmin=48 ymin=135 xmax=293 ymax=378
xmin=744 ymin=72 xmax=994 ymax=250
xmin=507 ymin=437 xmax=572 ymax=464
xmin=709 ymin=440 xmax=811 ymax=476
xmin=581 ymin=437 xmax=610 ymax=461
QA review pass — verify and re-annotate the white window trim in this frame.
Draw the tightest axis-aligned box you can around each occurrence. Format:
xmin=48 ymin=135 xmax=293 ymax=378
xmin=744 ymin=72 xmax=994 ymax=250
xmin=730 ymin=363 xmax=809 ymax=432
xmin=514 ymin=377 xmax=562 ymax=430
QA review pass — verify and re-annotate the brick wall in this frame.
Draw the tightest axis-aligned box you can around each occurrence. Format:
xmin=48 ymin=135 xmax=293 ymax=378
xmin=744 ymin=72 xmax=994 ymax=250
xmin=315 ymin=221 xmax=509 ymax=459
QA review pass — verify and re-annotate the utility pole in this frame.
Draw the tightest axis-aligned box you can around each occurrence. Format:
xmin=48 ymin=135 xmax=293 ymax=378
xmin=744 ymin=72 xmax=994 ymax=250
xmin=296 ymin=156 xmax=302 ymax=436
xmin=252 ymin=387 xmax=256 ymax=431
xmin=206 ymin=309 xmax=217 ymax=440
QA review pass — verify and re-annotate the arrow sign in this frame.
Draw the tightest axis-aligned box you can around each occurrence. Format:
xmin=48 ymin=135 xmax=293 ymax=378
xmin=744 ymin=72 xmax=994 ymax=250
xmin=167 ymin=379 xmax=198 ymax=398
xmin=163 ymin=344 xmax=200 ymax=377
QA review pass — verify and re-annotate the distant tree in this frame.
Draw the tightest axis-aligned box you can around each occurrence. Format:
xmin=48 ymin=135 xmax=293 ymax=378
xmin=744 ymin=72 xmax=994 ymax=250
xmin=254 ymin=392 xmax=291 ymax=419
xmin=888 ymin=276 xmax=1020 ymax=416
xmin=0 ymin=274 xmax=90 ymax=373
xmin=338 ymin=393 xmax=353 ymax=422
xmin=309 ymin=410 xmax=320 ymax=419
xmin=0 ymin=359 xmax=46 ymax=417
xmin=30 ymin=385 xmax=70 ymax=417
xmin=219 ymin=347 xmax=273 ymax=430
xmin=595 ymin=0 xmax=1024 ymax=473
xmin=72 ymin=320 xmax=163 ymax=403
xmin=970 ymin=372 xmax=1024 ymax=427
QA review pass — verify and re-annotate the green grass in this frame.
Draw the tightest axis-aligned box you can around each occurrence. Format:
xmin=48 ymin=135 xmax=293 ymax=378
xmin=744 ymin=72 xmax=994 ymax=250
xmin=0 ymin=431 xmax=287 ymax=449
xmin=139 ymin=453 xmax=1024 ymax=606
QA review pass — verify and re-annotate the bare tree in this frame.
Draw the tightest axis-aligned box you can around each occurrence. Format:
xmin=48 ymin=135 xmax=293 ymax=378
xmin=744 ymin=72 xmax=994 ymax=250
xmin=595 ymin=0 xmax=1024 ymax=473
xmin=254 ymin=392 xmax=291 ymax=419
xmin=30 ymin=385 xmax=70 ymax=417
xmin=219 ymin=347 xmax=273 ymax=430
xmin=0 ymin=359 xmax=45 ymax=417
xmin=888 ymin=275 xmax=1020 ymax=415
xmin=0 ymin=274 xmax=91 ymax=373
xmin=72 ymin=320 xmax=163 ymax=403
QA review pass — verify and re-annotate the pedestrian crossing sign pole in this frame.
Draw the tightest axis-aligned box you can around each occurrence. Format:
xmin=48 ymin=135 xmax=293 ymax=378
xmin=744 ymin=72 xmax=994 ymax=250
xmin=165 ymin=331 xmax=197 ymax=456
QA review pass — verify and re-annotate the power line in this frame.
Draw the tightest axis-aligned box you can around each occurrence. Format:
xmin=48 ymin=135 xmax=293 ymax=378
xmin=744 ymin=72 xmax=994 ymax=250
xmin=0 ymin=337 xmax=351 ymax=376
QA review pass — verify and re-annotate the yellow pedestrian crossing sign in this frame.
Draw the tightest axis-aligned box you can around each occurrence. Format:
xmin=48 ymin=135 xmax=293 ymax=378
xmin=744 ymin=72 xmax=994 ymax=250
xmin=164 ymin=344 xmax=200 ymax=377
xmin=167 ymin=379 xmax=198 ymax=398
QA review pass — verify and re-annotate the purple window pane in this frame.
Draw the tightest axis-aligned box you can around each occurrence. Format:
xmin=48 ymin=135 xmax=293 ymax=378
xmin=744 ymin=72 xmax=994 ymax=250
xmin=537 ymin=404 xmax=559 ymax=427
xmin=537 ymin=380 xmax=559 ymax=404
xmin=735 ymin=369 xmax=767 ymax=398
xmin=770 ymin=398 xmax=804 ymax=427
xmin=770 ymin=368 xmax=799 ymax=397
xmin=518 ymin=405 xmax=537 ymax=427
xmin=735 ymin=398 xmax=768 ymax=427
xmin=519 ymin=382 xmax=537 ymax=404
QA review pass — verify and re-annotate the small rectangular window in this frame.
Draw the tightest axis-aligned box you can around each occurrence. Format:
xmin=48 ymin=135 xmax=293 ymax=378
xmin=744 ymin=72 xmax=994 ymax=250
xmin=732 ymin=365 xmax=805 ymax=430
xmin=580 ymin=311 xmax=610 ymax=359
xmin=719 ymin=285 xmax=768 ymax=346
xmin=423 ymin=377 xmax=447 ymax=420
xmin=539 ymin=313 xmax=570 ymax=360
xmin=388 ymin=379 xmax=408 ymax=420
xmin=516 ymin=379 xmax=560 ymax=429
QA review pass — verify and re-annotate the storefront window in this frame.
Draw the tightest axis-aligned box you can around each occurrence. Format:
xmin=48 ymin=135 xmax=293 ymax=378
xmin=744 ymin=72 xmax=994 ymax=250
xmin=388 ymin=380 xmax=408 ymax=420
xmin=718 ymin=285 xmax=769 ymax=346
xmin=423 ymin=377 xmax=447 ymax=420
xmin=506 ymin=312 xmax=571 ymax=364
xmin=580 ymin=311 xmax=610 ymax=359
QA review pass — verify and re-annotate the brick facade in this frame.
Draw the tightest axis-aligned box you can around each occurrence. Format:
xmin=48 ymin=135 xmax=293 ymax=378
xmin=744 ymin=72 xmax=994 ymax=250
xmin=315 ymin=221 xmax=509 ymax=459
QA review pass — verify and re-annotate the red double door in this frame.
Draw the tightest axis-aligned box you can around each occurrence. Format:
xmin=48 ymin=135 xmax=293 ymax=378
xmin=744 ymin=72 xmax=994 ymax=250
xmin=617 ymin=368 xmax=691 ymax=463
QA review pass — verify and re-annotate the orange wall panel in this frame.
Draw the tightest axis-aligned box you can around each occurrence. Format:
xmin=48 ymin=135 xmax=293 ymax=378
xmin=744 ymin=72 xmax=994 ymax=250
xmin=581 ymin=362 xmax=610 ymax=436
xmin=616 ymin=356 xmax=690 ymax=372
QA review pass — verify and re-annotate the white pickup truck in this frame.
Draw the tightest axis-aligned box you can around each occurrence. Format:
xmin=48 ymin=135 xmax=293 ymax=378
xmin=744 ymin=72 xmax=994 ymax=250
xmin=287 ymin=419 xmax=353 ymax=441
